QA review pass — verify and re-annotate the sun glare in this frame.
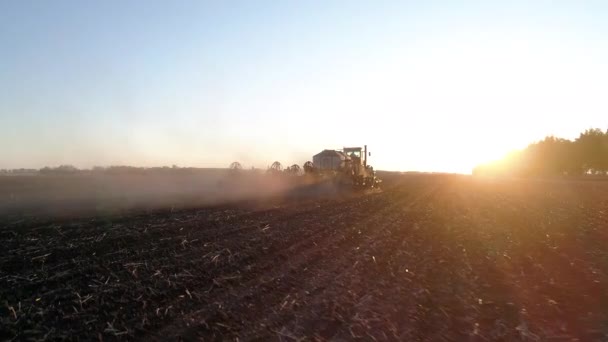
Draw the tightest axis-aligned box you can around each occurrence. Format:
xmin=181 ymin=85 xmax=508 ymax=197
xmin=361 ymin=31 xmax=593 ymax=173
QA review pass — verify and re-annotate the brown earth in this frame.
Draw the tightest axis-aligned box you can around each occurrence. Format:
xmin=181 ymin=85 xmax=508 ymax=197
xmin=1 ymin=174 xmax=608 ymax=341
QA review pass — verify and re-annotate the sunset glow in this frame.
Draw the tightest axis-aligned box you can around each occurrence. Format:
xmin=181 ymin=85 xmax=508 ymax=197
xmin=2 ymin=1 xmax=607 ymax=173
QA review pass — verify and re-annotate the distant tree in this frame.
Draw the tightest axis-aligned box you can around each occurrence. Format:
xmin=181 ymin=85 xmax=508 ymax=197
xmin=473 ymin=128 xmax=608 ymax=177
xmin=39 ymin=165 xmax=79 ymax=174
xmin=575 ymin=128 xmax=608 ymax=174
xmin=268 ymin=161 xmax=283 ymax=173
xmin=106 ymin=165 xmax=146 ymax=175
xmin=519 ymin=136 xmax=577 ymax=176
xmin=57 ymin=165 xmax=79 ymax=173
xmin=286 ymin=164 xmax=302 ymax=175
xmin=229 ymin=162 xmax=243 ymax=170
xmin=303 ymin=161 xmax=315 ymax=174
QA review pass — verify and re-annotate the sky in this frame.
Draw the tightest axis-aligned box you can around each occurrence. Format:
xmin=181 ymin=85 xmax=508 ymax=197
xmin=1 ymin=1 xmax=608 ymax=173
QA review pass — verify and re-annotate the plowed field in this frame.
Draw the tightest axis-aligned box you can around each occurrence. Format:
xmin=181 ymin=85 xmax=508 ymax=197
xmin=2 ymin=174 xmax=608 ymax=341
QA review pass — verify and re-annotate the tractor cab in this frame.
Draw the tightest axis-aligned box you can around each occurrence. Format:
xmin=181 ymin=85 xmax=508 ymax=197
xmin=343 ymin=147 xmax=363 ymax=164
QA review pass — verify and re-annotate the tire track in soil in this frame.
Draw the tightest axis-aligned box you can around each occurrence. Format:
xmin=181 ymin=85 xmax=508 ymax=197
xmin=159 ymin=181 xmax=444 ymax=341
xmin=237 ymin=193 xmax=413 ymax=340
xmin=154 ymin=192 xmax=392 ymax=340
xmin=273 ymin=182 xmax=444 ymax=341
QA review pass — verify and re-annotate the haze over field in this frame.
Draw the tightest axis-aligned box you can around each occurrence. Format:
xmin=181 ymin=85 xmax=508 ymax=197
xmin=2 ymin=1 xmax=608 ymax=173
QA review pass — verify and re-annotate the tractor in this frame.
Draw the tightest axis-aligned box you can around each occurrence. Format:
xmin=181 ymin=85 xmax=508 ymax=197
xmin=307 ymin=145 xmax=381 ymax=189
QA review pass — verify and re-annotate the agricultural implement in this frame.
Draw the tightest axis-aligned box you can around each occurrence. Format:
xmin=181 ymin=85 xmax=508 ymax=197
xmin=308 ymin=145 xmax=381 ymax=189
xmin=228 ymin=145 xmax=382 ymax=189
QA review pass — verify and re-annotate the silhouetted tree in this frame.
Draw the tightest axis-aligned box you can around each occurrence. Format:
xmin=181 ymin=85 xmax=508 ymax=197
xmin=303 ymin=161 xmax=315 ymax=174
xmin=229 ymin=162 xmax=243 ymax=170
xmin=473 ymin=128 xmax=608 ymax=177
xmin=39 ymin=165 xmax=79 ymax=174
xmin=576 ymin=128 xmax=608 ymax=174
xmin=286 ymin=164 xmax=302 ymax=175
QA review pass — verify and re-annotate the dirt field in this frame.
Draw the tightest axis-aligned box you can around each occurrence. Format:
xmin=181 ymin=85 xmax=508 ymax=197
xmin=2 ymin=174 xmax=608 ymax=341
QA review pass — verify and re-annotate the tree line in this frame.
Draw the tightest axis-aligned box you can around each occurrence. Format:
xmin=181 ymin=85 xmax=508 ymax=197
xmin=473 ymin=128 xmax=608 ymax=177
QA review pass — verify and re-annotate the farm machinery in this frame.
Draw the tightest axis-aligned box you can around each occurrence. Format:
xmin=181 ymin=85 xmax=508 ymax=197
xmin=229 ymin=145 xmax=382 ymax=189
xmin=309 ymin=145 xmax=381 ymax=189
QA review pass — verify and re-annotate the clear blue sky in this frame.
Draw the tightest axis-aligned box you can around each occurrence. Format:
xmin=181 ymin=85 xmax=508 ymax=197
xmin=2 ymin=1 xmax=607 ymax=173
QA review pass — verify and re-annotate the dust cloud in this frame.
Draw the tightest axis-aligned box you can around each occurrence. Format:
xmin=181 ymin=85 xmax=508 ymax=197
xmin=0 ymin=170 xmax=344 ymax=220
